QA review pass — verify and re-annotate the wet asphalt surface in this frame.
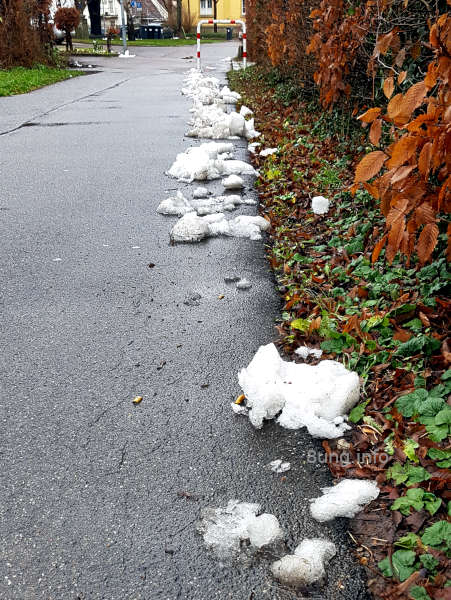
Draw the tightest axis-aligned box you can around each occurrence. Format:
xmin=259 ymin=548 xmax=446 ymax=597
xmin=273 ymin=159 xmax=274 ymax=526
xmin=0 ymin=43 xmax=369 ymax=600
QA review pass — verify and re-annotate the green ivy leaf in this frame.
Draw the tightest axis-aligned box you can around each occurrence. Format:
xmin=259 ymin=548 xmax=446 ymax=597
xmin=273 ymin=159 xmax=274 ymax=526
xmin=409 ymin=586 xmax=432 ymax=600
xmin=391 ymin=549 xmax=419 ymax=581
xmin=378 ymin=556 xmax=393 ymax=578
xmin=395 ymin=532 xmax=420 ymax=550
xmin=391 ymin=488 xmax=424 ymax=516
xmin=348 ymin=400 xmax=370 ymax=423
xmin=421 ymin=521 xmax=451 ymax=548
xmin=419 ymin=553 xmax=439 ymax=571
xmin=290 ymin=318 xmax=310 ymax=332
xmin=403 ymin=438 xmax=419 ymax=463
xmin=395 ymin=389 xmax=428 ymax=418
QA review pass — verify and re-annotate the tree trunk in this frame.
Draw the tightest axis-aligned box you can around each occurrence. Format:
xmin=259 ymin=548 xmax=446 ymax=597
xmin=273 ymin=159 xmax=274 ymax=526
xmin=213 ymin=1 xmax=217 ymax=33
xmin=87 ymin=0 xmax=101 ymax=36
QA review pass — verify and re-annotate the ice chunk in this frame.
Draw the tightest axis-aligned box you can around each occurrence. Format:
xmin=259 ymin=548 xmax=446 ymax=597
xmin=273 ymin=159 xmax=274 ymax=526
xmin=247 ymin=514 xmax=283 ymax=549
xmin=157 ymin=191 xmax=193 ymax=216
xmin=170 ymin=213 xmax=210 ymax=243
xmin=193 ymin=186 xmax=209 ymax=199
xmin=229 ymin=112 xmax=246 ymax=136
xmin=260 ymin=148 xmax=278 ymax=157
xmin=198 ymin=500 xmax=282 ymax=559
xmin=244 ymin=118 xmax=261 ymax=140
xmin=269 ymin=459 xmax=291 ymax=473
xmin=211 ymin=215 xmax=269 ymax=241
xmin=222 ymin=160 xmax=257 ymax=176
xmin=248 ymin=142 xmax=261 ymax=154
xmin=271 ymin=538 xmax=337 ymax=586
xmin=237 ymin=343 xmax=360 ymax=437
xmin=240 ymin=105 xmax=253 ymax=118
xmin=231 ymin=402 xmax=248 ymax=415
xmin=310 ymin=479 xmax=380 ymax=522
xmin=312 ymin=196 xmax=330 ymax=215
xmin=295 ymin=346 xmax=323 ymax=360
xmin=223 ymin=175 xmax=244 ymax=190
xmin=236 ymin=278 xmax=252 ymax=290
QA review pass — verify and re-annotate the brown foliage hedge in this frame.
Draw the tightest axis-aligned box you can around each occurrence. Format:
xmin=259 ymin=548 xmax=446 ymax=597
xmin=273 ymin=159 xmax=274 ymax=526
xmin=246 ymin=0 xmax=450 ymax=265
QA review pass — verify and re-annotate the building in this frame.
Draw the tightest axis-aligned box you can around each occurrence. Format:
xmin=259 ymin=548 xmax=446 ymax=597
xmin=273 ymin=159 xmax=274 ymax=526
xmin=188 ymin=0 xmax=246 ymax=25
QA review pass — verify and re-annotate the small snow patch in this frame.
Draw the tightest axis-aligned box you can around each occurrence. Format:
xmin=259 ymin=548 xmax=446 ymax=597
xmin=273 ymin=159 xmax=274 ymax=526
xmin=311 ymin=196 xmax=330 ymax=215
xmin=260 ymin=148 xmax=278 ymax=157
xmin=223 ymin=175 xmax=244 ymax=190
xmin=295 ymin=346 xmax=323 ymax=360
xmin=271 ymin=539 xmax=337 ymax=586
xmin=310 ymin=479 xmax=380 ymax=522
xmin=170 ymin=213 xmax=269 ymax=243
xmin=237 ymin=343 xmax=360 ymax=438
xmin=193 ymin=186 xmax=209 ymax=199
xmin=236 ymin=278 xmax=252 ymax=290
xmin=157 ymin=191 xmax=194 ymax=216
xmin=198 ymin=500 xmax=283 ymax=559
xmin=269 ymin=459 xmax=291 ymax=473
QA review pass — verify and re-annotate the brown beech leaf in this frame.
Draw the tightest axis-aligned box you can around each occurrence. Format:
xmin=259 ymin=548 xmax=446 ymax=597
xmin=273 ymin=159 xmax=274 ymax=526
xmin=387 ymin=93 xmax=404 ymax=119
xmin=357 ymin=107 xmax=382 ymax=123
xmin=415 ymin=203 xmax=436 ymax=226
xmin=399 ymin=81 xmax=427 ymax=119
xmin=386 ymin=136 xmax=418 ymax=169
xmin=391 ymin=165 xmax=416 ymax=185
xmin=372 ymin=234 xmax=387 ymax=263
xmin=418 ymin=142 xmax=433 ymax=179
xmin=386 ymin=217 xmax=406 ymax=264
xmin=383 ymin=76 xmax=395 ymax=99
xmin=397 ymin=70 xmax=407 ymax=84
xmin=369 ymin=118 xmax=382 ymax=146
xmin=417 ymin=222 xmax=439 ymax=264
xmin=355 ymin=151 xmax=387 ymax=183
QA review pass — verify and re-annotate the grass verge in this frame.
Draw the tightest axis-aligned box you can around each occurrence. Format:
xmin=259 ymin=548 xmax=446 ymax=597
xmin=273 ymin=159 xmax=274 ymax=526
xmin=229 ymin=66 xmax=450 ymax=600
xmin=73 ymin=37 xmax=218 ymax=47
xmin=0 ymin=65 xmax=83 ymax=97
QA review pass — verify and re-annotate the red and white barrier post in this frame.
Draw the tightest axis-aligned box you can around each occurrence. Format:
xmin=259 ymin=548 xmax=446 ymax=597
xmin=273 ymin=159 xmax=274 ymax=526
xmin=197 ymin=19 xmax=247 ymax=71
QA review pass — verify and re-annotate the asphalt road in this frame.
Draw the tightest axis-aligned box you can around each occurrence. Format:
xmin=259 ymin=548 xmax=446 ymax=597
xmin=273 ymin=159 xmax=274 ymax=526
xmin=0 ymin=43 xmax=369 ymax=600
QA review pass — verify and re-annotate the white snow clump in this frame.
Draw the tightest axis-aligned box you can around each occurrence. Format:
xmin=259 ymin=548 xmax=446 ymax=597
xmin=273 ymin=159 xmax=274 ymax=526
xmin=269 ymin=459 xmax=291 ymax=473
xmin=223 ymin=174 xmax=244 ymax=190
xmin=295 ymin=346 xmax=323 ymax=360
xmin=271 ymin=538 xmax=337 ymax=586
xmin=198 ymin=500 xmax=283 ymax=558
xmin=310 ymin=479 xmax=380 ymax=522
xmin=237 ymin=343 xmax=360 ymax=438
xmin=260 ymin=148 xmax=278 ymax=157
xmin=193 ymin=186 xmax=209 ymax=199
xmin=167 ymin=143 xmax=256 ymax=183
xmin=171 ymin=213 xmax=270 ymax=243
xmin=157 ymin=191 xmax=193 ymax=217
xmin=311 ymin=196 xmax=330 ymax=215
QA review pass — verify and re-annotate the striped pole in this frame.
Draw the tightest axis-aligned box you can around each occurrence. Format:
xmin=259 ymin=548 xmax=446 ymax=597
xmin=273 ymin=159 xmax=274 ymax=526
xmin=196 ymin=19 xmax=247 ymax=71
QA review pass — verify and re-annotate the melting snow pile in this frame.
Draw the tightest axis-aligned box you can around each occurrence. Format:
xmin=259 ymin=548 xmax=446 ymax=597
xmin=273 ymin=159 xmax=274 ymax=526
xmin=158 ymin=191 xmax=256 ymax=218
xmin=311 ymin=196 xmax=330 ymax=215
xmin=167 ymin=142 xmax=257 ymax=182
xmin=157 ymin=191 xmax=194 ymax=216
xmin=181 ymin=69 xmax=260 ymax=140
xmin=237 ymin=343 xmax=360 ymax=438
xmin=310 ymin=479 xmax=380 ymax=522
xmin=271 ymin=539 xmax=337 ymax=586
xmin=198 ymin=500 xmax=283 ymax=559
xmin=171 ymin=213 xmax=270 ymax=243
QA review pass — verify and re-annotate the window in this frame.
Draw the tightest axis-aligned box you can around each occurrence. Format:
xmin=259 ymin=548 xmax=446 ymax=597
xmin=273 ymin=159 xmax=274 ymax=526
xmin=242 ymin=0 xmax=246 ymax=15
xmin=200 ymin=0 xmax=213 ymax=16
